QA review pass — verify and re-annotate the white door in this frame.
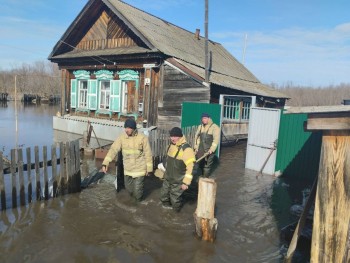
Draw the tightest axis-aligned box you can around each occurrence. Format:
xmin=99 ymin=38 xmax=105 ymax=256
xmin=245 ymin=107 xmax=281 ymax=175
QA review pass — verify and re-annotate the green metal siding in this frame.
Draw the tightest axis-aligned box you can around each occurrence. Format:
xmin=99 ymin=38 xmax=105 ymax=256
xmin=181 ymin=102 xmax=221 ymax=128
xmin=275 ymin=111 xmax=322 ymax=182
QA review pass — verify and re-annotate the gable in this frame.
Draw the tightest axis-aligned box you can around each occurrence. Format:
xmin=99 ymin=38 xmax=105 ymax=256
xmin=76 ymin=9 xmax=144 ymax=51
xmin=50 ymin=1 xmax=150 ymax=57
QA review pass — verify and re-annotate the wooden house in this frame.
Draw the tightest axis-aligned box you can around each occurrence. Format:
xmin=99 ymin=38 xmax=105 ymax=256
xmin=48 ymin=0 xmax=287 ymax=131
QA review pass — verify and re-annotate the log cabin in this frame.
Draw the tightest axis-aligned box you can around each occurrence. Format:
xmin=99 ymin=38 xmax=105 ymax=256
xmin=48 ymin=0 xmax=287 ymax=132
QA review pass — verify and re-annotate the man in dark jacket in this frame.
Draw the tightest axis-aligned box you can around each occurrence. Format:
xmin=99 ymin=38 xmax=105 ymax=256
xmin=194 ymin=113 xmax=220 ymax=177
xmin=160 ymin=127 xmax=196 ymax=212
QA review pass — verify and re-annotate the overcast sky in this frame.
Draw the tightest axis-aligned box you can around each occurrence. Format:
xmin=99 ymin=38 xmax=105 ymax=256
xmin=1 ymin=0 xmax=349 ymax=87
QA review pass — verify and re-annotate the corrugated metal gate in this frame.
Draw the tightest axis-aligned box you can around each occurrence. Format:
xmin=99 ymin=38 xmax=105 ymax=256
xmin=275 ymin=111 xmax=322 ymax=181
xmin=245 ymin=107 xmax=280 ymax=175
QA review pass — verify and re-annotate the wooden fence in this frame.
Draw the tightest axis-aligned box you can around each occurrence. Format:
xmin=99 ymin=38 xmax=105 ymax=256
xmin=0 ymin=140 xmax=81 ymax=210
xmin=148 ymin=126 xmax=197 ymax=165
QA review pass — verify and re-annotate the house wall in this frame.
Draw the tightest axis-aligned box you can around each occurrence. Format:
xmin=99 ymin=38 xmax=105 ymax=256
xmin=157 ymin=64 xmax=210 ymax=130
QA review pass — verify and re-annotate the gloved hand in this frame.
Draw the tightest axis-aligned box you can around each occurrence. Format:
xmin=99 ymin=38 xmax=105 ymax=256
xmin=158 ymin=163 xmax=166 ymax=172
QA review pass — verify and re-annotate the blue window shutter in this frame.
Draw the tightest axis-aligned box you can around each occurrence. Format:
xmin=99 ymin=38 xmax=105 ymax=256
xmin=88 ymin=80 xmax=98 ymax=110
xmin=70 ymin=79 xmax=77 ymax=108
xmin=110 ymin=80 xmax=121 ymax=112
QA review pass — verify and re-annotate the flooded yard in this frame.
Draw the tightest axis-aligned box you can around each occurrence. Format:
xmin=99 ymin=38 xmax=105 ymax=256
xmin=0 ymin=102 xmax=310 ymax=262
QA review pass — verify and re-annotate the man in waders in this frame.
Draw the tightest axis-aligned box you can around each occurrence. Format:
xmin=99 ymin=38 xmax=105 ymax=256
xmin=194 ymin=113 xmax=220 ymax=177
xmin=160 ymin=127 xmax=196 ymax=212
xmin=101 ymin=118 xmax=153 ymax=202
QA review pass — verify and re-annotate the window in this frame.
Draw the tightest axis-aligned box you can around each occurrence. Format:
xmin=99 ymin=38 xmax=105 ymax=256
xmin=78 ymin=80 xmax=88 ymax=108
xmin=99 ymin=80 xmax=110 ymax=110
xmin=220 ymin=95 xmax=256 ymax=122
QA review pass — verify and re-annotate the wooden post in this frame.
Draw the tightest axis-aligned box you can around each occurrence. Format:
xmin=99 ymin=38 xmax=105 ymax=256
xmin=51 ymin=144 xmax=58 ymax=197
xmin=10 ymin=149 xmax=17 ymax=208
xmin=0 ymin=151 xmax=6 ymax=210
xmin=343 ymin=220 xmax=350 ymax=263
xmin=65 ymin=141 xmax=71 ymax=193
xmin=59 ymin=142 xmax=65 ymax=194
xmin=43 ymin=146 xmax=49 ymax=200
xmin=74 ymin=140 xmax=81 ymax=192
xmin=311 ymin=130 xmax=350 ymax=262
xmin=193 ymin=178 xmax=218 ymax=242
xmin=17 ymin=148 xmax=25 ymax=206
xmin=34 ymin=146 xmax=41 ymax=200
xmin=291 ymin=109 xmax=350 ymax=262
xmin=26 ymin=147 xmax=32 ymax=203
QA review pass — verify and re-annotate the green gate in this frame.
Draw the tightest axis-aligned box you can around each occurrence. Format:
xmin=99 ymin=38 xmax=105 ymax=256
xmin=181 ymin=102 xmax=222 ymax=157
xmin=275 ymin=111 xmax=322 ymax=182
xmin=181 ymin=102 xmax=221 ymax=128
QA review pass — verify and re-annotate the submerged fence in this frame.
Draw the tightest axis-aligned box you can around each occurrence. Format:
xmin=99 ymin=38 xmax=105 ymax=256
xmin=0 ymin=127 xmax=197 ymax=210
xmin=0 ymin=140 xmax=81 ymax=210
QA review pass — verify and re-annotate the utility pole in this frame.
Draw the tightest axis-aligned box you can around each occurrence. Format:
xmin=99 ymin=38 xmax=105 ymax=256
xmin=15 ymin=75 xmax=18 ymax=152
xmin=205 ymin=0 xmax=209 ymax=83
xmin=242 ymin=33 xmax=247 ymax=65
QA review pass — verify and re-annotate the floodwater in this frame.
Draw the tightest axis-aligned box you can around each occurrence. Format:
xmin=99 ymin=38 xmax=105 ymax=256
xmin=0 ymin=101 xmax=310 ymax=263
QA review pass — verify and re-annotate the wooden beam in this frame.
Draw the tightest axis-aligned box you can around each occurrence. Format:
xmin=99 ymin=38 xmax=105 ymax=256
xmin=311 ymin=130 xmax=350 ymax=262
xmin=306 ymin=113 xmax=350 ymax=130
xmin=307 ymin=117 xmax=350 ymax=130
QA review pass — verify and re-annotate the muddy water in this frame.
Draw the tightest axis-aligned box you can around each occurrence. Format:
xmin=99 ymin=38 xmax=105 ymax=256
xmin=0 ymin=102 xmax=306 ymax=262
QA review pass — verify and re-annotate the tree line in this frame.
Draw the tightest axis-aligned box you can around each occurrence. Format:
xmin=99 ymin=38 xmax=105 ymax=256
xmin=0 ymin=61 xmax=60 ymax=100
xmin=272 ymin=82 xmax=350 ymax=106
xmin=0 ymin=61 xmax=349 ymax=106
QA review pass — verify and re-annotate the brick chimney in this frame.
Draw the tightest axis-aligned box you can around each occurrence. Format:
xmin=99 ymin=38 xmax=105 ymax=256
xmin=195 ymin=29 xmax=200 ymax=40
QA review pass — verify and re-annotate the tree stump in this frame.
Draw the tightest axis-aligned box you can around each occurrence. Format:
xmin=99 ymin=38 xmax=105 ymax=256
xmin=193 ymin=178 xmax=218 ymax=242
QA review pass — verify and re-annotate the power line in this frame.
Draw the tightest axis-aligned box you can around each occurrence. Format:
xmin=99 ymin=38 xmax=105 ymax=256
xmin=59 ymin=40 xmax=117 ymax=66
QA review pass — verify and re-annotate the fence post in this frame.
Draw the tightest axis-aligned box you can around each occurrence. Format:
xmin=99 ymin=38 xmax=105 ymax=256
xmin=43 ymin=146 xmax=49 ymax=200
xmin=0 ymin=152 xmax=6 ymax=210
xmin=65 ymin=141 xmax=71 ymax=193
xmin=59 ymin=142 xmax=65 ymax=194
xmin=10 ymin=149 xmax=17 ymax=208
xmin=74 ymin=140 xmax=81 ymax=192
xmin=26 ymin=147 xmax=32 ymax=203
xmin=18 ymin=148 xmax=25 ymax=206
xmin=34 ymin=146 xmax=41 ymax=200
xmin=51 ymin=144 xmax=58 ymax=197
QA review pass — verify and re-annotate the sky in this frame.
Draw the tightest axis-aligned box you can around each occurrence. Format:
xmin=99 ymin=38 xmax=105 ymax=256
xmin=1 ymin=0 xmax=349 ymax=87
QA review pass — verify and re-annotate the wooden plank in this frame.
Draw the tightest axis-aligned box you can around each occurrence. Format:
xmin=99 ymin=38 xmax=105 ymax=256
xmin=65 ymin=141 xmax=71 ymax=193
xmin=286 ymin=177 xmax=317 ymax=260
xmin=10 ymin=149 xmax=17 ymax=208
xmin=59 ymin=142 xmax=65 ymax=194
xmin=285 ymin=105 xmax=350 ymax=114
xmin=34 ymin=146 xmax=41 ymax=200
xmin=51 ymin=144 xmax=58 ymax=197
xmin=0 ymin=151 xmax=6 ymax=210
xmin=43 ymin=146 xmax=49 ymax=200
xmin=26 ymin=147 xmax=32 ymax=204
xmin=17 ymin=148 xmax=25 ymax=206
xmin=307 ymin=116 xmax=350 ymax=130
xmin=311 ymin=130 xmax=350 ymax=262
xmin=343 ymin=220 xmax=350 ymax=263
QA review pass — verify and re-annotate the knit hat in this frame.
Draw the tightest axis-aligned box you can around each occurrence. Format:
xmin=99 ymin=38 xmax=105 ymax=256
xmin=124 ymin=118 xmax=137 ymax=129
xmin=201 ymin=112 xmax=210 ymax=118
xmin=169 ymin=127 xmax=183 ymax=137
